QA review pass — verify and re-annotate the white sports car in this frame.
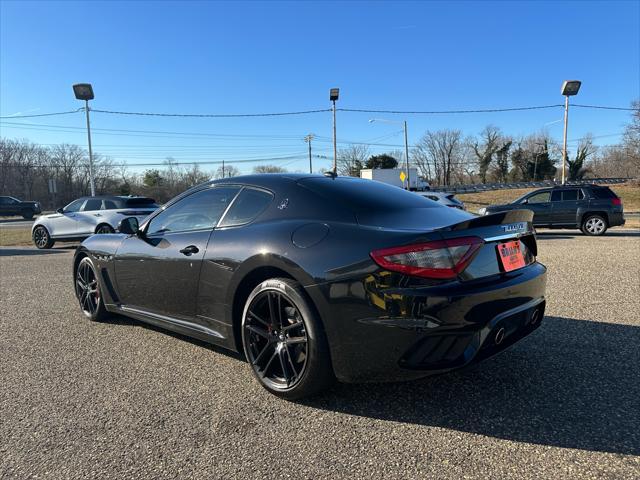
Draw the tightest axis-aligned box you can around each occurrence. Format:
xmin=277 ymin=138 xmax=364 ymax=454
xmin=32 ymin=195 xmax=159 ymax=249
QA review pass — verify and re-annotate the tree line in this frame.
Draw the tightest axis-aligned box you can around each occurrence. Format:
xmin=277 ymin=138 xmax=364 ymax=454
xmin=1 ymin=101 xmax=638 ymax=207
xmin=0 ymin=139 xmax=290 ymax=208
xmin=337 ymin=101 xmax=639 ymax=186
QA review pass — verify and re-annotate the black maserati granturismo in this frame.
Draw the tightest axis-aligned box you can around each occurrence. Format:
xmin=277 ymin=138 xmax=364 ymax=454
xmin=73 ymin=174 xmax=547 ymax=399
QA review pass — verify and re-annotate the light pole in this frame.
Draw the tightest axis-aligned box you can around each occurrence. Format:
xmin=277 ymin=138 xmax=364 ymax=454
xmin=73 ymin=83 xmax=96 ymax=196
xmin=368 ymin=118 xmax=411 ymax=190
xmin=304 ymin=134 xmax=315 ymax=173
xmin=560 ymin=80 xmax=581 ymax=184
xmin=330 ymin=88 xmax=339 ymax=175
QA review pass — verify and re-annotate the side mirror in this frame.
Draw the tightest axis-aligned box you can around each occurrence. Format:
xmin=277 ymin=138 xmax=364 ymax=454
xmin=56 ymin=207 xmax=64 ymax=214
xmin=118 ymin=217 xmax=140 ymax=235
xmin=521 ymin=199 xmax=529 ymax=204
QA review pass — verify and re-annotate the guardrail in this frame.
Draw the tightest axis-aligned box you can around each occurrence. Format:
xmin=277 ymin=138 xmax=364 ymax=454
xmin=428 ymin=177 xmax=635 ymax=194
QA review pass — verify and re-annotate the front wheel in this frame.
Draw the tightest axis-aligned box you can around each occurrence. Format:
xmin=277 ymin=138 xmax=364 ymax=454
xmin=582 ymin=215 xmax=608 ymax=236
xmin=241 ymin=278 xmax=334 ymax=400
xmin=74 ymin=257 xmax=108 ymax=321
xmin=33 ymin=225 xmax=54 ymax=249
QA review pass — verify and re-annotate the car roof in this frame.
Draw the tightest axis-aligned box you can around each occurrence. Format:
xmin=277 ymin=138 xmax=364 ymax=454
xmin=210 ymin=173 xmax=323 ymax=189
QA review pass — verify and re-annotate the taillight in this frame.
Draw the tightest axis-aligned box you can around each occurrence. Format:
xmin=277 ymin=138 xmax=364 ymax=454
xmin=370 ymin=237 xmax=483 ymax=279
xmin=612 ymin=198 xmax=622 ymax=206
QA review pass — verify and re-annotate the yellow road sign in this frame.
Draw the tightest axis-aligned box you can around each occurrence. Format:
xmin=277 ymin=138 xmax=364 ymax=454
xmin=399 ymin=171 xmax=406 ymax=182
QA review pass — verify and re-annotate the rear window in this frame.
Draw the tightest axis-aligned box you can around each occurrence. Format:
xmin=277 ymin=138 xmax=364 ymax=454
xmin=590 ymin=187 xmax=617 ymax=199
xmin=219 ymin=188 xmax=273 ymax=227
xmin=83 ymin=199 xmax=103 ymax=211
xmin=300 ymin=177 xmax=437 ymax=211
xmin=124 ymin=197 xmax=159 ymax=208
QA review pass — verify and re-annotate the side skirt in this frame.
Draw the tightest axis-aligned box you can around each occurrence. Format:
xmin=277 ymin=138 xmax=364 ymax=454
xmin=111 ymin=304 xmax=232 ymax=348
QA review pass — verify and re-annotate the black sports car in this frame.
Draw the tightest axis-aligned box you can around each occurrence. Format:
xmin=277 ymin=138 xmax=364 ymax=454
xmin=73 ymin=174 xmax=547 ymax=399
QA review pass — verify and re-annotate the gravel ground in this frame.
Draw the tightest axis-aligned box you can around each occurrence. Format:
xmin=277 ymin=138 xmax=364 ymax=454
xmin=1 ymin=230 xmax=639 ymax=479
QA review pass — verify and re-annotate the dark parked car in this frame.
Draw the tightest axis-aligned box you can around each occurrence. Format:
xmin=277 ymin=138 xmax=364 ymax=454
xmin=478 ymin=185 xmax=625 ymax=236
xmin=73 ymin=174 xmax=547 ymax=399
xmin=0 ymin=195 xmax=41 ymax=219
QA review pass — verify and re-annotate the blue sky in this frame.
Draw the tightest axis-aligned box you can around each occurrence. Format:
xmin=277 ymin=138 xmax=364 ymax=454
xmin=1 ymin=0 xmax=638 ymax=174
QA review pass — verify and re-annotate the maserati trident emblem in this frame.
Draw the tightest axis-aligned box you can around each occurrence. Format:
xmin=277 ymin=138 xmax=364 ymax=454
xmin=502 ymin=222 xmax=527 ymax=233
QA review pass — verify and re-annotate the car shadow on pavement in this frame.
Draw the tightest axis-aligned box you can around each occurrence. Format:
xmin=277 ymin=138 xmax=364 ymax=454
xmin=304 ymin=316 xmax=640 ymax=456
xmin=0 ymin=248 xmax=69 ymax=256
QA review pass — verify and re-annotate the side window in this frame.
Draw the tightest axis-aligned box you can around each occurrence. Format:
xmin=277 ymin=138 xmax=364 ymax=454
xmin=551 ymin=191 xmax=562 ymax=202
xmin=82 ymin=199 xmax=103 ymax=211
xmin=64 ymin=199 xmax=85 ymax=213
xmin=562 ymin=190 xmax=579 ymax=201
xmin=103 ymin=200 xmax=118 ymax=210
xmin=219 ymin=188 xmax=273 ymax=227
xmin=527 ymin=191 xmax=550 ymax=204
xmin=146 ymin=186 xmax=240 ymax=235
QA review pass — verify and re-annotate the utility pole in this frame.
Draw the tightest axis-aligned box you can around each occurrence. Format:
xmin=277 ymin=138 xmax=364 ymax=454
xmin=560 ymin=80 xmax=581 ymax=185
xmin=73 ymin=84 xmax=96 ymax=196
xmin=222 ymin=159 xmax=225 ymax=178
xmin=403 ymin=120 xmax=410 ymax=190
xmin=304 ymin=134 xmax=315 ymax=173
xmin=330 ymin=88 xmax=339 ymax=175
xmin=562 ymin=95 xmax=569 ymax=185
xmin=84 ymin=100 xmax=96 ymax=196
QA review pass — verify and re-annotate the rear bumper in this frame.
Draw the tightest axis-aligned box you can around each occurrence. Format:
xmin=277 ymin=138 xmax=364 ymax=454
xmin=306 ymin=262 xmax=547 ymax=383
xmin=609 ymin=211 xmax=625 ymax=227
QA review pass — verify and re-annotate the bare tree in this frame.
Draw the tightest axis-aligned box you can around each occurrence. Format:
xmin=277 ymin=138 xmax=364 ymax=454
xmin=471 ymin=125 xmax=502 ymax=183
xmin=213 ymin=164 xmax=240 ymax=179
xmin=413 ymin=129 xmax=462 ymax=186
xmin=253 ymin=165 xmax=287 ymax=174
xmin=337 ymin=144 xmax=369 ymax=176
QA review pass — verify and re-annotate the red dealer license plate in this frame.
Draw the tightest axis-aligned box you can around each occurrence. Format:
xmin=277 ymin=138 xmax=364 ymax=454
xmin=498 ymin=240 xmax=526 ymax=272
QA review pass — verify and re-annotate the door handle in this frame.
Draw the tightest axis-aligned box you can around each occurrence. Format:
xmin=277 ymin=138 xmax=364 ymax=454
xmin=179 ymin=245 xmax=199 ymax=256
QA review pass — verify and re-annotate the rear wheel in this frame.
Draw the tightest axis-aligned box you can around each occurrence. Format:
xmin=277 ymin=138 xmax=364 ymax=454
xmin=22 ymin=212 xmax=34 ymax=220
xmin=241 ymin=278 xmax=334 ymax=400
xmin=582 ymin=215 xmax=607 ymax=236
xmin=74 ymin=257 xmax=108 ymax=321
xmin=32 ymin=225 xmax=54 ymax=249
xmin=95 ymin=224 xmax=115 ymax=234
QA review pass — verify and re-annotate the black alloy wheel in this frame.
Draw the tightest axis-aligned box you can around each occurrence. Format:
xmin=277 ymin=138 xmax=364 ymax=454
xmin=33 ymin=225 xmax=54 ymax=249
xmin=242 ymin=278 xmax=333 ymax=399
xmin=75 ymin=257 xmax=107 ymax=321
xmin=96 ymin=224 xmax=115 ymax=234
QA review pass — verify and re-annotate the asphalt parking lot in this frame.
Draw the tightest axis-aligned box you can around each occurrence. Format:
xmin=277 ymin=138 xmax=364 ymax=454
xmin=1 ymin=231 xmax=639 ymax=479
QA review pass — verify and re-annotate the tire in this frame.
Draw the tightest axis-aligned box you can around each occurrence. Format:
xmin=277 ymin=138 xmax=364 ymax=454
xmin=582 ymin=214 xmax=608 ymax=236
xmin=95 ymin=224 xmax=115 ymax=234
xmin=22 ymin=212 xmax=34 ymax=220
xmin=32 ymin=225 xmax=54 ymax=249
xmin=241 ymin=278 xmax=334 ymax=400
xmin=74 ymin=257 xmax=108 ymax=322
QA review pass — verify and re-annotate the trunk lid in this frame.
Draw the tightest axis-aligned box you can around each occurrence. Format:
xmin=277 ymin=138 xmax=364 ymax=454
xmin=435 ymin=210 xmax=537 ymax=281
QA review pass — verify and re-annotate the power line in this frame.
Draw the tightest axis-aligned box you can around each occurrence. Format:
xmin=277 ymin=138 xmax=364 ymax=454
xmin=91 ymin=108 xmax=332 ymax=118
xmin=1 ymin=102 xmax=636 ymax=121
xmin=0 ymin=109 xmax=83 ymax=119
xmin=338 ymin=104 xmax=567 ymax=114
xmin=573 ymin=104 xmax=639 ymax=111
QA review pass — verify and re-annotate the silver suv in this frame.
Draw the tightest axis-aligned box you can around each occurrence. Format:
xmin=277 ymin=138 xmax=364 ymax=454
xmin=32 ymin=196 xmax=159 ymax=249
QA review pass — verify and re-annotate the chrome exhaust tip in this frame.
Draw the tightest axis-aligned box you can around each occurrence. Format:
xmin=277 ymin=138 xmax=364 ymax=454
xmin=494 ymin=327 xmax=506 ymax=345
xmin=530 ymin=308 xmax=541 ymax=325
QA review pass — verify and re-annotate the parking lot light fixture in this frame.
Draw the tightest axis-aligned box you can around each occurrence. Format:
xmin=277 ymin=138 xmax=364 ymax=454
xmin=73 ymin=83 xmax=96 ymax=196
xmin=330 ymin=88 xmax=339 ymax=175
xmin=560 ymin=80 xmax=581 ymax=185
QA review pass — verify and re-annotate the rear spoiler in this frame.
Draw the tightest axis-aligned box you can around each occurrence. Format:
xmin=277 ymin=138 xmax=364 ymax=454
xmin=443 ymin=209 xmax=534 ymax=232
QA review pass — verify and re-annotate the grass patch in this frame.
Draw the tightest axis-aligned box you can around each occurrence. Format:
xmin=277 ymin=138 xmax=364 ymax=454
xmin=457 ymin=183 xmax=640 ymax=213
xmin=0 ymin=228 xmax=33 ymax=246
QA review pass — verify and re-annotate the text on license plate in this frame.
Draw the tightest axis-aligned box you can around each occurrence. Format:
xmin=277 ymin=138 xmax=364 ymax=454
xmin=497 ymin=240 xmax=526 ymax=272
